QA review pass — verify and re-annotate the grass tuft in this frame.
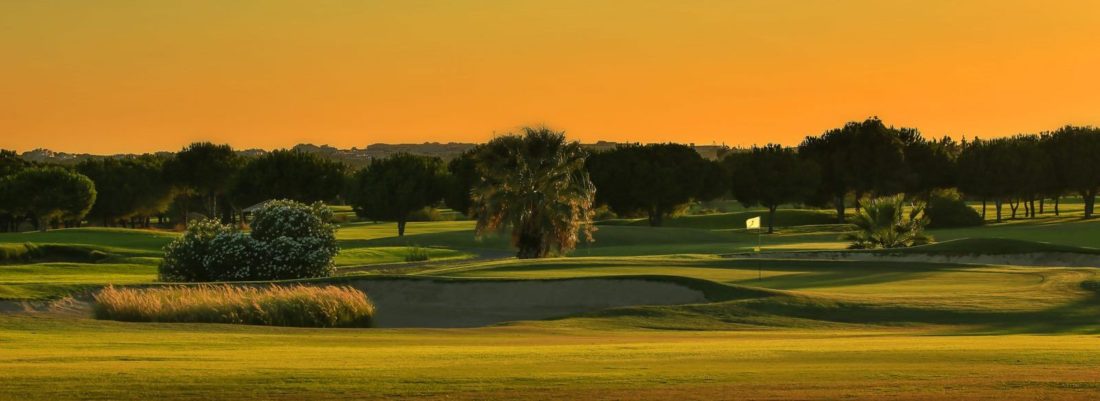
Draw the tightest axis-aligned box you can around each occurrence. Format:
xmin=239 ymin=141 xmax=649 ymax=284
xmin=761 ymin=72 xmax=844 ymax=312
xmin=404 ymin=245 xmax=431 ymax=262
xmin=93 ymin=284 xmax=375 ymax=327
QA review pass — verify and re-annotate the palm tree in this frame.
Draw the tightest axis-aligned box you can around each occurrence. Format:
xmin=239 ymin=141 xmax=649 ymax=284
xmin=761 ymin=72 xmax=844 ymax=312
xmin=472 ymin=127 xmax=596 ymax=258
xmin=842 ymin=195 xmax=932 ymax=249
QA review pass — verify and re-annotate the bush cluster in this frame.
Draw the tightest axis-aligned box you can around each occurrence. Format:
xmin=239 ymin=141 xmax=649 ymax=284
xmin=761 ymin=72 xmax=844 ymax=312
xmin=93 ymin=284 xmax=374 ymax=328
xmin=926 ymin=190 xmax=984 ymax=228
xmin=159 ymin=200 xmax=338 ymax=282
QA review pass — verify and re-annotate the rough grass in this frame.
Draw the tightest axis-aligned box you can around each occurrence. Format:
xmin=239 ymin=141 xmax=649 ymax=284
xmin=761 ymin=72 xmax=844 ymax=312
xmin=93 ymin=284 xmax=375 ymax=328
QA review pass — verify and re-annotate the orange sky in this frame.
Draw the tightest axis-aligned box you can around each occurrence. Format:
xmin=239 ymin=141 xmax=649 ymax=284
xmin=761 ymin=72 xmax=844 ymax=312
xmin=2 ymin=1 xmax=1099 ymax=154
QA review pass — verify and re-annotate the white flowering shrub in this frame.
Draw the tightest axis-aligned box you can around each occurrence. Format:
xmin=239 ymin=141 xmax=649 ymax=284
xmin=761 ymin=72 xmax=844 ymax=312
xmin=159 ymin=219 xmax=235 ymax=282
xmin=204 ymin=232 xmax=264 ymax=281
xmin=159 ymin=200 xmax=338 ymax=282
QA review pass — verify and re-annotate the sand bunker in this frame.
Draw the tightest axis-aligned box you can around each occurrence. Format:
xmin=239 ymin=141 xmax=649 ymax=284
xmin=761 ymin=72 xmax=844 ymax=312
xmin=0 ymin=277 xmax=710 ymax=329
xmin=348 ymin=277 xmax=708 ymax=328
xmin=727 ymin=251 xmax=1100 ymax=267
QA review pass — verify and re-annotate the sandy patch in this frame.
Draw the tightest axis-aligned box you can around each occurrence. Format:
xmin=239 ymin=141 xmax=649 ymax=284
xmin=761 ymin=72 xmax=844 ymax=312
xmin=348 ymin=278 xmax=708 ymax=328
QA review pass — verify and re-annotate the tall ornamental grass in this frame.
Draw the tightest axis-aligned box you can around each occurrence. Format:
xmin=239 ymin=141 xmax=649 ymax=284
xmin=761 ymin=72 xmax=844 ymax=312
xmin=93 ymin=284 xmax=374 ymax=328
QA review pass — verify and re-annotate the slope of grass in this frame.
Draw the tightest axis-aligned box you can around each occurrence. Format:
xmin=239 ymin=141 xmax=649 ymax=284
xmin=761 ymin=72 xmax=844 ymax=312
xmin=0 ymin=261 xmax=158 ymax=299
xmin=334 ymin=246 xmax=472 ymax=266
xmin=871 ymin=237 xmax=1100 ymax=255
xmin=438 ymin=255 xmax=1092 ymax=313
xmin=932 ymin=218 xmax=1100 ymax=249
xmin=0 ymin=243 xmax=111 ymax=264
xmin=0 ymin=227 xmax=176 ymax=257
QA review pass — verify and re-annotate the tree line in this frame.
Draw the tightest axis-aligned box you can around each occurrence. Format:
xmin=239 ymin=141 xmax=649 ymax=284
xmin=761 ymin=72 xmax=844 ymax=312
xmin=1 ymin=119 xmax=1099 ymax=238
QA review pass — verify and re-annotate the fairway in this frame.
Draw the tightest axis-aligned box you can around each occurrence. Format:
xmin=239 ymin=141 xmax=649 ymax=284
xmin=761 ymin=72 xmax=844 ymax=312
xmin=3 ymin=317 xmax=1100 ymax=401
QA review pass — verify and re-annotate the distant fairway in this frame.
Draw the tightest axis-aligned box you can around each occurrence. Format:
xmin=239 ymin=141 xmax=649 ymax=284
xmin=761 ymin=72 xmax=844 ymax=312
xmin=3 ymin=209 xmax=1100 ymax=399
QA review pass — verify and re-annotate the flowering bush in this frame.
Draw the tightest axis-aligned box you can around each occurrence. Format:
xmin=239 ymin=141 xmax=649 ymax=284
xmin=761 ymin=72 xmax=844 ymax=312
xmin=159 ymin=200 xmax=338 ymax=282
xmin=159 ymin=219 xmax=235 ymax=282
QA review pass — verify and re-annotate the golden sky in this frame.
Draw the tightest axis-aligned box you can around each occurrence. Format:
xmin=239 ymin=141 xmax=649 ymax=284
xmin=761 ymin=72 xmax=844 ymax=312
xmin=2 ymin=1 xmax=1099 ymax=154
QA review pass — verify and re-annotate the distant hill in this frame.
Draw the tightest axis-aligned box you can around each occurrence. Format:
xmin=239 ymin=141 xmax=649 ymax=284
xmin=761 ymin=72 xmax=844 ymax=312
xmin=15 ymin=141 xmax=732 ymax=168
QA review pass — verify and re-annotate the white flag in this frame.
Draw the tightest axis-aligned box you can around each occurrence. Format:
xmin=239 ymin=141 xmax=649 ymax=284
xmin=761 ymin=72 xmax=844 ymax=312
xmin=746 ymin=216 xmax=761 ymax=230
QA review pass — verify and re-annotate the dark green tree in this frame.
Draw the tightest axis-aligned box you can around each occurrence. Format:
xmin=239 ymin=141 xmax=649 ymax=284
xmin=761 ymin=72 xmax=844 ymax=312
xmin=1003 ymin=135 xmax=1049 ymax=219
xmin=724 ymin=144 xmax=820 ymax=233
xmin=443 ymin=146 xmax=481 ymax=217
xmin=900 ymin=133 xmax=959 ymax=200
xmin=163 ymin=142 xmax=242 ymax=222
xmin=1045 ymin=126 xmax=1100 ymax=218
xmin=230 ymin=150 xmax=347 ymax=207
xmin=76 ymin=156 xmax=174 ymax=227
xmin=587 ymin=143 xmax=720 ymax=226
xmin=799 ymin=118 xmax=908 ymax=223
xmin=348 ymin=153 xmax=444 ymax=236
xmin=957 ymin=138 xmax=1017 ymax=222
xmin=473 ymin=127 xmax=596 ymax=258
xmin=0 ymin=150 xmax=30 ymax=232
xmin=0 ymin=166 xmax=96 ymax=231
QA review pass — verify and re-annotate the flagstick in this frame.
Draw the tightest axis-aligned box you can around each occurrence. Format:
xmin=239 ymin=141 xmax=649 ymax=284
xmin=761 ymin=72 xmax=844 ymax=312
xmin=757 ymin=228 xmax=762 ymax=280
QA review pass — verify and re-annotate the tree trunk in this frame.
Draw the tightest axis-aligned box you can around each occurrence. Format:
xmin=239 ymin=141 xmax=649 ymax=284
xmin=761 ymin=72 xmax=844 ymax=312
xmin=1029 ymin=198 xmax=1036 ymax=218
xmin=1009 ymin=199 xmax=1019 ymax=219
xmin=515 ymin=227 xmax=546 ymax=259
xmin=647 ymin=207 xmax=664 ymax=227
xmin=835 ymin=196 xmax=846 ymax=224
xmin=767 ymin=206 xmax=777 ymax=234
xmin=1054 ymin=196 xmax=1060 ymax=216
xmin=397 ymin=220 xmax=407 ymax=236
xmin=1039 ymin=198 xmax=1045 ymax=215
xmin=1085 ymin=190 xmax=1096 ymax=219
xmin=209 ymin=193 xmax=218 ymax=222
xmin=995 ymin=200 xmax=1003 ymax=223
xmin=981 ymin=199 xmax=987 ymax=220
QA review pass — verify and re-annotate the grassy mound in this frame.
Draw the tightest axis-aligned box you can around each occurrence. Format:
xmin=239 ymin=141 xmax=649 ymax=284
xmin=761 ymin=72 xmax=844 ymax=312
xmin=870 ymin=238 xmax=1100 ymax=255
xmin=0 ymin=227 xmax=177 ymax=257
xmin=93 ymin=284 xmax=375 ymax=327
xmin=0 ymin=243 xmax=111 ymax=264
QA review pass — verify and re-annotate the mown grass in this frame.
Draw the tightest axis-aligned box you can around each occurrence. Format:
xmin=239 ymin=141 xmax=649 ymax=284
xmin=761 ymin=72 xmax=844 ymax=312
xmin=93 ymin=284 xmax=375 ymax=328
xmin=3 ymin=315 xmax=1100 ymax=400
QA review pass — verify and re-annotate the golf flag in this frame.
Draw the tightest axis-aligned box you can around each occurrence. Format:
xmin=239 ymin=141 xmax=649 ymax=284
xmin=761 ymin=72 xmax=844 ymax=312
xmin=746 ymin=216 xmax=761 ymax=230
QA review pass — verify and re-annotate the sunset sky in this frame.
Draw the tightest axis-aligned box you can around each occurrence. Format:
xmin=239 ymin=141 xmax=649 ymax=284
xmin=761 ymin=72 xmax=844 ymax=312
xmin=2 ymin=1 xmax=1099 ymax=154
